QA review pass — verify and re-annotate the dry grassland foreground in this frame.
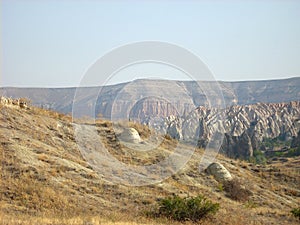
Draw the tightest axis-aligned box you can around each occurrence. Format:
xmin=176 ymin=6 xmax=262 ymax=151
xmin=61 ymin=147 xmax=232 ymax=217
xmin=0 ymin=103 xmax=299 ymax=224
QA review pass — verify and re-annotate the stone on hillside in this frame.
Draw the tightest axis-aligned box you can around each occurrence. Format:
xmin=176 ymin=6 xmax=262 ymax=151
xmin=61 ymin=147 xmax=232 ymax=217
xmin=206 ymin=162 xmax=233 ymax=183
xmin=119 ymin=128 xmax=141 ymax=143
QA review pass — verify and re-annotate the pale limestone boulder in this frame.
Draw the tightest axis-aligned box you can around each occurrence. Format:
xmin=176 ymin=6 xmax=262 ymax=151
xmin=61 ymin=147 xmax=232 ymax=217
xmin=119 ymin=128 xmax=141 ymax=143
xmin=206 ymin=162 xmax=233 ymax=183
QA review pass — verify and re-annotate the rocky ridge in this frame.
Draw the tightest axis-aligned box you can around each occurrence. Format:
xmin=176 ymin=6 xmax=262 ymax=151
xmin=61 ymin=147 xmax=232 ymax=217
xmin=1 ymin=77 xmax=299 ymax=118
xmin=165 ymin=101 xmax=300 ymax=159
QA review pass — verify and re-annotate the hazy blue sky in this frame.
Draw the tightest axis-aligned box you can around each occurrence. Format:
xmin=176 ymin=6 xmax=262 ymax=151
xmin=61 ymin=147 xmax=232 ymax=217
xmin=1 ymin=0 xmax=300 ymax=87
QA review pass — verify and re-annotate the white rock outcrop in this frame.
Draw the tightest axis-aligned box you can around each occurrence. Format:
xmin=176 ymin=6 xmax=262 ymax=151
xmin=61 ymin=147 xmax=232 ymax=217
xmin=206 ymin=162 xmax=233 ymax=183
xmin=0 ymin=96 xmax=28 ymax=109
xmin=119 ymin=128 xmax=141 ymax=143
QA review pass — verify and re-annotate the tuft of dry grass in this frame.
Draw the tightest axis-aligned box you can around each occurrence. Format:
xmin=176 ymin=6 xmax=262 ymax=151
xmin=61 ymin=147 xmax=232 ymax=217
xmin=223 ymin=178 xmax=253 ymax=202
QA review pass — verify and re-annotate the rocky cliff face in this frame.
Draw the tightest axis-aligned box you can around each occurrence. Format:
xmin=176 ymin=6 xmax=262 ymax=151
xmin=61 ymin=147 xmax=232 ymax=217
xmin=1 ymin=78 xmax=299 ymax=118
xmin=89 ymin=78 xmax=300 ymax=122
xmin=165 ymin=101 xmax=300 ymax=159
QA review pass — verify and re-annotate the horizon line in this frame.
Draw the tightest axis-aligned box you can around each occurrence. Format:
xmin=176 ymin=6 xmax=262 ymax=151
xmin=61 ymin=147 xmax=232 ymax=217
xmin=0 ymin=76 xmax=299 ymax=89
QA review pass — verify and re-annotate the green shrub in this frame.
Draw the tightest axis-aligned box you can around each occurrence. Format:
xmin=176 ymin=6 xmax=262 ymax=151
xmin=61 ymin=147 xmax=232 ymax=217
xmin=152 ymin=194 xmax=219 ymax=222
xmin=249 ymin=150 xmax=267 ymax=165
xmin=217 ymin=183 xmax=224 ymax=192
xmin=260 ymin=137 xmax=291 ymax=149
xmin=244 ymin=200 xmax=258 ymax=209
xmin=291 ymin=207 xmax=300 ymax=220
xmin=274 ymin=151 xmax=284 ymax=157
xmin=286 ymin=147 xmax=300 ymax=157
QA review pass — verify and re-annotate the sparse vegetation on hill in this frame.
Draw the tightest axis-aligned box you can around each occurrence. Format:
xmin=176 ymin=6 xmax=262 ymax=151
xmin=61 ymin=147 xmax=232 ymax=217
xmin=249 ymin=137 xmax=300 ymax=165
xmin=0 ymin=101 xmax=299 ymax=225
xmin=249 ymin=150 xmax=267 ymax=165
xmin=223 ymin=179 xmax=252 ymax=202
xmin=291 ymin=207 xmax=300 ymax=220
xmin=149 ymin=194 xmax=219 ymax=222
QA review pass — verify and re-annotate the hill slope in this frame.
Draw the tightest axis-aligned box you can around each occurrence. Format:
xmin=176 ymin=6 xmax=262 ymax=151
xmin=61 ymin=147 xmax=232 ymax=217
xmin=0 ymin=103 xmax=299 ymax=224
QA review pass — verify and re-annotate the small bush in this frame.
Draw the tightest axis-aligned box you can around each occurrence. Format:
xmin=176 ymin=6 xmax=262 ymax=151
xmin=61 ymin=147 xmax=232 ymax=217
xmin=223 ymin=179 xmax=252 ymax=202
xmin=151 ymin=194 xmax=219 ymax=222
xmin=286 ymin=147 xmax=300 ymax=157
xmin=217 ymin=183 xmax=224 ymax=192
xmin=249 ymin=150 xmax=267 ymax=165
xmin=291 ymin=207 xmax=300 ymax=220
xmin=244 ymin=200 xmax=258 ymax=209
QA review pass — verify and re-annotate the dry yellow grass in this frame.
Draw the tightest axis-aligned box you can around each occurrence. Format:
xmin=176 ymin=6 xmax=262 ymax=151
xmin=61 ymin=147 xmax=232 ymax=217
xmin=0 ymin=215 xmax=165 ymax=225
xmin=0 ymin=103 xmax=299 ymax=225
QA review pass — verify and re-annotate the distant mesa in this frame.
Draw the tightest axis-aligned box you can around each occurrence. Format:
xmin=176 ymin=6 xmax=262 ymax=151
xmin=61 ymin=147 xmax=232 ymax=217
xmin=1 ymin=77 xmax=299 ymax=118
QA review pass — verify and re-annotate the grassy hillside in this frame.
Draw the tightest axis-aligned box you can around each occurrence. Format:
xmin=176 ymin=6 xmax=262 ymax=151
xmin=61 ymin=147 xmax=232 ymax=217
xmin=0 ymin=103 xmax=299 ymax=224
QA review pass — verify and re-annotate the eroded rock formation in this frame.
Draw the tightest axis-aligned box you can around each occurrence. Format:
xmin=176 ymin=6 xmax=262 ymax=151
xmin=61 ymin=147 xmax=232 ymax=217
xmin=165 ymin=101 xmax=300 ymax=159
xmin=1 ymin=77 xmax=299 ymax=117
xmin=0 ymin=96 xmax=29 ymax=109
